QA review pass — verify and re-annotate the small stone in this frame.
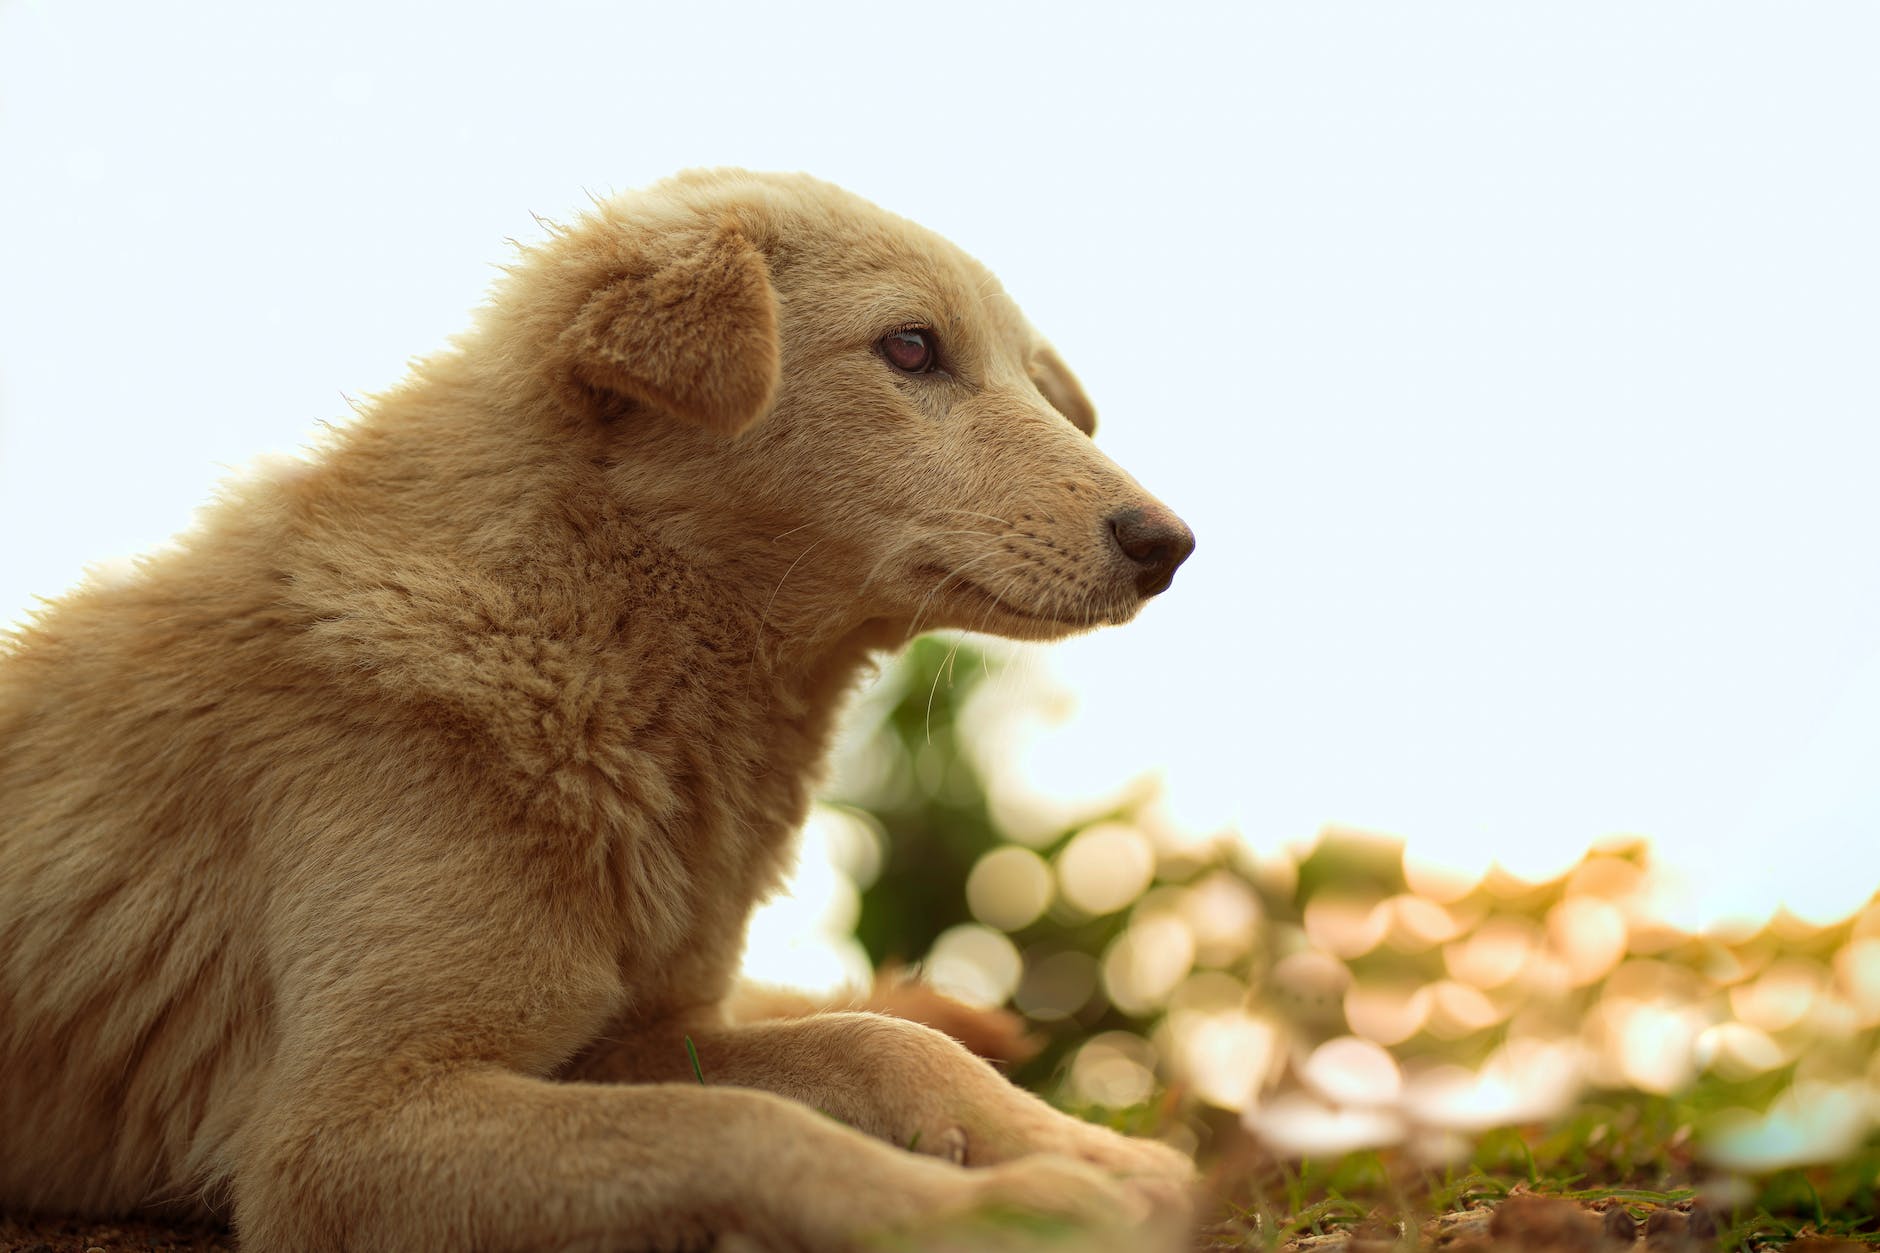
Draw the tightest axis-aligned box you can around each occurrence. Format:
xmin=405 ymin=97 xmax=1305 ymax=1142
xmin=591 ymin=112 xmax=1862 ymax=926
xmin=1640 ymin=1206 xmax=1722 ymax=1253
xmin=1490 ymin=1195 xmax=1602 ymax=1251
xmin=1348 ymin=1219 xmax=1404 ymax=1252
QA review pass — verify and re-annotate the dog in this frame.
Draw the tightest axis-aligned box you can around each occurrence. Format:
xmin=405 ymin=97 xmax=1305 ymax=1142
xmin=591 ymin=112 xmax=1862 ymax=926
xmin=0 ymin=169 xmax=1197 ymax=1251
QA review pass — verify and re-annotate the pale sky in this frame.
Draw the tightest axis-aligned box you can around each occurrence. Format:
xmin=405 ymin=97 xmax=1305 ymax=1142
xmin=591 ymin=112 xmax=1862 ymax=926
xmin=3 ymin=1 xmax=1877 ymax=928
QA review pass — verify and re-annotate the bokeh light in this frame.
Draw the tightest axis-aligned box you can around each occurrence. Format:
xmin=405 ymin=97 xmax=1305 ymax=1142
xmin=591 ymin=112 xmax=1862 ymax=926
xmin=1444 ymin=917 xmax=1538 ymax=990
xmin=965 ymin=845 xmax=1053 ymax=932
xmin=925 ymin=923 xmax=1023 ymax=1010
xmin=763 ymin=639 xmax=1880 ymax=1201
xmin=1301 ymin=1037 xmax=1402 ymax=1108
xmin=1014 ymin=948 xmax=1098 ymax=1023
xmin=1164 ymin=1007 xmax=1277 ymax=1110
xmin=1729 ymin=958 xmax=1825 ymax=1033
xmin=1343 ymin=982 xmax=1432 ymax=1047
xmin=1102 ymin=912 xmax=1195 ymax=1016
xmin=1057 ymin=821 xmax=1156 ymax=917
xmin=1694 ymin=1022 xmax=1788 ymax=1081
xmin=1384 ymin=894 xmax=1465 ymax=952
xmin=1547 ymin=897 xmax=1628 ymax=986
xmin=1303 ymin=892 xmax=1389 ymax=960
xmin=1837 ymin=936 xmax=1880 ymax=1024
xmin=1705 ymin=1081 xmax=1876 ymax=1172
xmin=1180 ymin=871 xmax=1262 ymax=966
xmin=1401 ymin=1039 xmax=1584 ymax=1132
xmin=739 ymin=805 xmax=873 ymax=996
xmin=1069 ymin=1031 xmax=1159 ymax=1109
xmin=1244 ymin=1093 xmax=1405 ymax=1158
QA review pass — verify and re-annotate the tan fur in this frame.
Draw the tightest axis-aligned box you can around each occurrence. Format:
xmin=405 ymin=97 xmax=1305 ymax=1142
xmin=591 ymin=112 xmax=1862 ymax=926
xmin=0 ymin=169 xmax=1195 ymax=1251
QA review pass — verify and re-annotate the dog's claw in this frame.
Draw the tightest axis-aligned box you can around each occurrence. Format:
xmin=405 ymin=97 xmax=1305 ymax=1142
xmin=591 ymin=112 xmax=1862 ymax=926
xmin=939 ymin=1126 xmax=968 ymax=1164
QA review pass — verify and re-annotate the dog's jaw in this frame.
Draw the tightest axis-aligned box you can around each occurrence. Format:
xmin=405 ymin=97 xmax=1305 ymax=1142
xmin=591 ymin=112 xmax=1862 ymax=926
xmin=902 ymin=562 xmax=1147 ymax=642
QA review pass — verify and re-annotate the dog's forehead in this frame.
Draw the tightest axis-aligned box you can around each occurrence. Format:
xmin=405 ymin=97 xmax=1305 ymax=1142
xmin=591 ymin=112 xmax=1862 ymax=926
xmin=666 ymin=170 xmax=1035 ymax=351
xmin=816 ymin=228 xmax=1030 ymax=358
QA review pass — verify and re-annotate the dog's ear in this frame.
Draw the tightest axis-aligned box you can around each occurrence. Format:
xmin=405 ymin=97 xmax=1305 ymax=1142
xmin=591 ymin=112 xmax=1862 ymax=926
xmin=561 ymin=219 xmax=781 ymax=437
xmin=1028 ymin=343 xmax=1097 ymax=435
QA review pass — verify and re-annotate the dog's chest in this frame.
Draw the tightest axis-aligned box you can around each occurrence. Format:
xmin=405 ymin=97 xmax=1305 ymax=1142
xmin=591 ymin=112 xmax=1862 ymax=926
xmin=482 ymin=612 xmax=834 ymax=984
xmin=570 ymin=674 xmax=831 ymax=1017
xmin=361 ymin=542 xmax=855 ymax=1002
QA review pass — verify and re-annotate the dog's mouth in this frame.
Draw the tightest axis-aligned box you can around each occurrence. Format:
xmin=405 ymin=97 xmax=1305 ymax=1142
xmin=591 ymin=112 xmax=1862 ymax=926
xmin=914 ymin=565 xmax=1060 ymax=626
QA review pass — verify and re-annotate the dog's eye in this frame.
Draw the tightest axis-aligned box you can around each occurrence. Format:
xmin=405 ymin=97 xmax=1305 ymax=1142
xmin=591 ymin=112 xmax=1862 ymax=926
xmin=880 ymin=327 xmax=938 ymax=375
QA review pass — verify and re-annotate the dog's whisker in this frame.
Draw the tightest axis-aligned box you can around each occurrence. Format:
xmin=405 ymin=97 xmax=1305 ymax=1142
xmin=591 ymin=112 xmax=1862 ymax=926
xmin=911 ymin=508 xmax=1016 ymax=529
xmin=980 ymin=568 xmax=1035 ymax=634
xmin=942 ymin=568 xmax=1024 ymax=685
xmin=903 ymin=551 xmax=1020 ymax=642
xmin=901 ymin=551 xmax=1000 ymax=639
xmin=999 ymin=571 xmax=1038 ymax=622
xmin=923 ymin=637 xmax=966 ymax=745
xmin=917 ymin=529 xmax=1027 ymax=544
xmin=769 ymin=520 xmax=818 ymax=544
xmin=755 ymin=536 xmax=830 ymax=649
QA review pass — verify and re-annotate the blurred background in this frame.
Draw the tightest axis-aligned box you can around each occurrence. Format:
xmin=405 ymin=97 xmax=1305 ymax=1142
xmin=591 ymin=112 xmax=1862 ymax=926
xmin=3 ymin=0 xmax=1878 ymax=1233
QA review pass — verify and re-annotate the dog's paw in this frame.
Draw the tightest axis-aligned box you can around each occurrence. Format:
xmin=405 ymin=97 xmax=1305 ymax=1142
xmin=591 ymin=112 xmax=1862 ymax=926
xmin=891 ymin=1155 xmax=1161 ymax=1253
xmin=856 ymin=1154 xmax=1141 ymax=1253
xmin=998 ymin=1116 xmax=1197 ymax=1225
xmin=972 ymin=1152 xmax=1147 ymax=1227
xmin=897 ymin=1124 xmax=971 ymax=1165
xmin=932 ymin=1126 xmax=968 ymax=1164
xmin=1066 ymin=1124 xmax=1194 ymax=1188
xmin=1076 ymin=1133 xmax=1194 ymax=1226
xmin=944 ymin=1153 xmax=1183 ymax=1253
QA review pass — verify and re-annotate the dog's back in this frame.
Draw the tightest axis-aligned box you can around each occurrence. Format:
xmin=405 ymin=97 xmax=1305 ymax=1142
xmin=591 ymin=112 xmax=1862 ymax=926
xmin=0 ymin=528 xmax=293 ymax=1214
xmin=0 ymin=388 xmax=831 ymax=1218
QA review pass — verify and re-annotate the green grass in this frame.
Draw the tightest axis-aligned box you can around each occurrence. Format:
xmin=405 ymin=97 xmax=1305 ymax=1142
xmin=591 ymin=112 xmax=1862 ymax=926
xmin=1040 ymin=1079 xmax=1880 ymax=1250
xmin=683 ymin=1035 xmax=706 ymax=1085
xmin=1181 ymin=1110 xmax=1880 ymax=1250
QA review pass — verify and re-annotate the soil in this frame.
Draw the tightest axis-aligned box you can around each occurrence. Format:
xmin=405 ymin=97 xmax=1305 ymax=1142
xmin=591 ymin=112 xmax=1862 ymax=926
xmin=1 ymin=1194 xmax=1763 ymax=1252
xmin=0 ymin=1212 xmax=232 ymax=1252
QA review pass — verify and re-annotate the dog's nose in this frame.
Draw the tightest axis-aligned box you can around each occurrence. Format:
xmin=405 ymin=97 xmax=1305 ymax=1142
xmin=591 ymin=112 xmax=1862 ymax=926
xmin=1107 ymin=504 xmax=1195 ymax=596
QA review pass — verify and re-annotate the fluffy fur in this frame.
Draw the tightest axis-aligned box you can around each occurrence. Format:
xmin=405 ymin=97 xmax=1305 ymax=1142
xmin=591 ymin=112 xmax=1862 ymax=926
xmin=0 ymin=169 xmax=1196 ymax=1251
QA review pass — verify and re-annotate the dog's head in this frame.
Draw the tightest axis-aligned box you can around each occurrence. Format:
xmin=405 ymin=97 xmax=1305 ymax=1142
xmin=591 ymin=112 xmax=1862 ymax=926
xmin=491 ymin=169 xmax=1192 ymax=646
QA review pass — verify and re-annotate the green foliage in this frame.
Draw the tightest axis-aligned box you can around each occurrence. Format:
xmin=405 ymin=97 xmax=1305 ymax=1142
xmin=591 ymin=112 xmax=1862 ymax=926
xmin=684 ymin=1035 xmax=706 ymax=1085
xmin=846 ymin=637 xmax=1006 ymax=968
xmin=835 ymin=640 xmax=1880 ymax=1249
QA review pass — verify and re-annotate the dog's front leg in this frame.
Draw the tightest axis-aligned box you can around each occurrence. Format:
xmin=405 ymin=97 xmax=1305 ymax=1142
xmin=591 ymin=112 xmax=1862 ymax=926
xmin=564 ymin=1011 xmax=1195 ymax=1222
xmin=235 ymin=1068 xmax=1153 ymax=1252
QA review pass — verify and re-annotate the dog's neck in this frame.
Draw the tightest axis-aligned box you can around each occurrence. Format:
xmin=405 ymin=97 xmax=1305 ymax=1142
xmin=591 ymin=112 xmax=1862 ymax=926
xmin=278 ymin=374 xmax=902 ymax=791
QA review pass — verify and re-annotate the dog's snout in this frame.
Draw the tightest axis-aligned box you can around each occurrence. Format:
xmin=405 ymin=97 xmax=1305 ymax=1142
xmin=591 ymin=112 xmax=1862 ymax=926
xmin=1106 ymin=505 xmax=1195 ymax=596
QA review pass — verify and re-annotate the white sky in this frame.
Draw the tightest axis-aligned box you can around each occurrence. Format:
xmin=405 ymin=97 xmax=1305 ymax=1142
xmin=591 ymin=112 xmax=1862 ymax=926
xmin=3 ymin=1 xmax=1877 ymax=927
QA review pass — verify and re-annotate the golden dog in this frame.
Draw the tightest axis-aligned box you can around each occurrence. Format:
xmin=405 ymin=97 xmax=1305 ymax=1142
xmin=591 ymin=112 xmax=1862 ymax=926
xmin=0 ymin=169 xmax=1196 ymax=1250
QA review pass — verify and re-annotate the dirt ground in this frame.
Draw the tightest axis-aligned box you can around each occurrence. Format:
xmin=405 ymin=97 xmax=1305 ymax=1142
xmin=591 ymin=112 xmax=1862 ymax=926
xmin=0 ymin=1212 xmax=232 ymax=1252
xmin=0 ymin=1194 xmax=1800 ymax=1253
